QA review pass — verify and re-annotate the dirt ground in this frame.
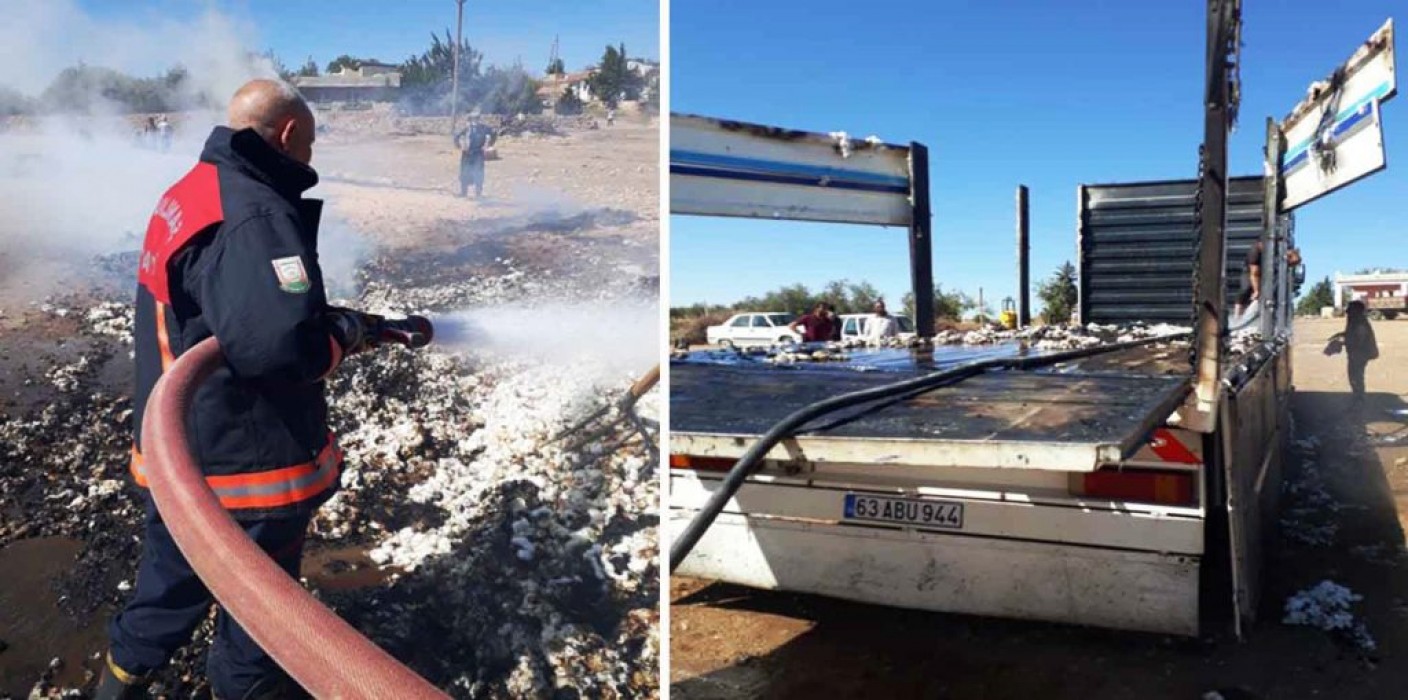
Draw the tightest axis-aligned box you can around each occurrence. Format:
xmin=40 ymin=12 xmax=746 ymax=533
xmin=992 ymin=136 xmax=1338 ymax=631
xmin=670 ymin=317 xmax=1408 ymax=699
xmin=0 ymin=115 xmax=660 ymax=698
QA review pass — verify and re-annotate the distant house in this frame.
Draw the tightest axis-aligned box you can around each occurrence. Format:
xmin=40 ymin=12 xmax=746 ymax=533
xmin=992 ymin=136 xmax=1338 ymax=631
xmin=626 ymin=59 xmax=658 ymax=78
xmin=292 ymin=64 xmax=401 ymax=104
xmin=537 ymin=69 xmax=598 ymax=105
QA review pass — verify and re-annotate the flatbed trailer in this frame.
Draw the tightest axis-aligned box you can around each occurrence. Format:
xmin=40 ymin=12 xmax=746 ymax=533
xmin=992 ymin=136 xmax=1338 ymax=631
xmin=670 ymin=340 xmax=1287 ymax=635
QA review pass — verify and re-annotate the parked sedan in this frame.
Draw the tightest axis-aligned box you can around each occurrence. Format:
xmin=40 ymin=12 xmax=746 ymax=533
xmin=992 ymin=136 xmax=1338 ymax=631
xmin=838 ymin=313 xmax=917 ymax=341
xmin=706 ymin=312 xmax=801 ymax=347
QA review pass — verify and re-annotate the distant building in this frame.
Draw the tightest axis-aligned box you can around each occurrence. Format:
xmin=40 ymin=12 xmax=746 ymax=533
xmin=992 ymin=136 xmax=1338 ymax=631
xmin=626 ymin=58 xmax=659 ymax=77
xmin=292 ymin=64 xmax=401 ymax=103
xmin=537 ymin=70 xmax=597 ymax=105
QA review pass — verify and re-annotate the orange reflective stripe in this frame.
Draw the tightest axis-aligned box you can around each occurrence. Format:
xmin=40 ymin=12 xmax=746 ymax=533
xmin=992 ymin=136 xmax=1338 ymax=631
xmin=130 ymin=445 xmax=149 ymax=487
xmin=154 ymin=300 xmax=175 ymax=371
xmin=129 ymin=435 xmax=341 ymax=510
xmin=215 ymin=462 xmax=341 ymax=510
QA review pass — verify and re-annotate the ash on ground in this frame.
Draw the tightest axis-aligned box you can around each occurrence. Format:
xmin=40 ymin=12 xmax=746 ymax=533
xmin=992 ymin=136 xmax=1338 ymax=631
xmin=2 ymin=242 xmax=659 ymax=699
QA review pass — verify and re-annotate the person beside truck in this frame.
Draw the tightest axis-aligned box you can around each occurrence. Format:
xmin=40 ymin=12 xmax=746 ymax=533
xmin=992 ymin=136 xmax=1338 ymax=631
xmin=863 ymin=299 xmax=899 ymax=344
xmin=788 ymin=302 xmax=836 ymax=343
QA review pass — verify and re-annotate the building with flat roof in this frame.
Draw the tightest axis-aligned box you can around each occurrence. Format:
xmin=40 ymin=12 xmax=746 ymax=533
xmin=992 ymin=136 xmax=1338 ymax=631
xmin=292 ymin=65 xmax=401 ymax=103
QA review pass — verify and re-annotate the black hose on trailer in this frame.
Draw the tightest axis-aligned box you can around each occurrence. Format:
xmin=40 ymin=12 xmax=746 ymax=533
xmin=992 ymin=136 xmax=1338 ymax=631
xmin=668 ymin=332 xmax=1193 ymax=572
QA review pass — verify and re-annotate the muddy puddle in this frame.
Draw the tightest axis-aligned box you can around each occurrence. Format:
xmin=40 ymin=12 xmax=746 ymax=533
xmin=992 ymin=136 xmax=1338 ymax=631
xmin=302 ymin=545 xmax=398 ymax=592
xmin=0 ymin=536 xmax=107 ymax=697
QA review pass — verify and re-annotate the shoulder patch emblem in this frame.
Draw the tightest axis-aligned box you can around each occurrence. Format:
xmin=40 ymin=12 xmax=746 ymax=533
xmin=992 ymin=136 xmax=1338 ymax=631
xmin=271 ymin=256 xmax=311 ymax=293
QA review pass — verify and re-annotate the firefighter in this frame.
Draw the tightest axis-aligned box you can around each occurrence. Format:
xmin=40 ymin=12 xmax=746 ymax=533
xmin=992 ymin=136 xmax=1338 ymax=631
xmin=453 ymin=109 xmax=495 ymax=198
xmin=95 ymin=79 xmax=428 ymax=700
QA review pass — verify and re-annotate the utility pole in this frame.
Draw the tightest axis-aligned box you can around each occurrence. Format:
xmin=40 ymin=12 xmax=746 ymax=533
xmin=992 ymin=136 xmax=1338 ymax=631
xmin=450 ymin=0 xmax=466 ymax=135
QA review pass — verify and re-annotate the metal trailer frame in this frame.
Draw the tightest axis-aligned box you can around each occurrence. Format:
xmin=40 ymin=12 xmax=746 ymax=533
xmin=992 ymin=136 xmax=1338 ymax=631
xmin=669 ymin=114 xmax=936 ymax=336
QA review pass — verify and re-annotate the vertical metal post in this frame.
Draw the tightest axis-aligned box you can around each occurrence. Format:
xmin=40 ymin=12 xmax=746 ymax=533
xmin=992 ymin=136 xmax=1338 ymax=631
xmin=1076 ymin=185 xmax=1088 ymax=324
xmin=1016 ymin=185 xmax=1031 ymax=327
xmin=1260 ymin=117 xmax=1284 ymax=336
xmin=1187 ymin=0 xmax=1239 ymax=433
xmin=909 ymin=143 xmax=934 ymax=337
xmin=450 ymin=0 xmax=466 ymax=135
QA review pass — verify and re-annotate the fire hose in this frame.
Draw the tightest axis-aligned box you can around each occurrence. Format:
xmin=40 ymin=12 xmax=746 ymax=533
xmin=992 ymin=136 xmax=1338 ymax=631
xmin=140 ymin=317 xmax=448 ymax=699
xmin=668 ymin=332 xmax=1193 ymax=572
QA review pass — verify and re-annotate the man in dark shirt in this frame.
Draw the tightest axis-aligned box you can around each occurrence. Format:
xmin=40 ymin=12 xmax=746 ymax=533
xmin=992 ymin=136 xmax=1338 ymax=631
xmin=788 ymin=302 xmax=836 ymax=343
xmin=1237 ymin=240 xmax=1264 ymax=312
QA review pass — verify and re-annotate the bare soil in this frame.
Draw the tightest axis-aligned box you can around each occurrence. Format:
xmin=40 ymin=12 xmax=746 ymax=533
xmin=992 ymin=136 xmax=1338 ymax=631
xmin=670 ymin=317 xmax=1408 ymax=699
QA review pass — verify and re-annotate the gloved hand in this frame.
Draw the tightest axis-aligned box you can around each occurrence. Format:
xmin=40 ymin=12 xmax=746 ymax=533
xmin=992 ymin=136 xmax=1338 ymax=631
xmin=326 ymin=308 xmax=384 ymax=355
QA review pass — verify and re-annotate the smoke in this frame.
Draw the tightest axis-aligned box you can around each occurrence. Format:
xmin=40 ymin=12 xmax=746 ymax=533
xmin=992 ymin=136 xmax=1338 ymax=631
xmin=432 ymin=300 xmax=659 ymax=379
xmin=0 ymin=1 xmax=295 ymax=301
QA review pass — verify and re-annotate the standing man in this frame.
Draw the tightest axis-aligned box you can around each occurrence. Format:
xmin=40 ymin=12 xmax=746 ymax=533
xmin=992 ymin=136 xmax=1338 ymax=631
xmin=97 ymin=79 xmax=429 ymax=700
xmin=155 ymin=114 xmax=173 ymax=152
xmin=1327 ymin=300 xmax=1379 ymax=406
xmin=454 ymin=109 xmax=495 ymax=198
xmin=1236 ymin=240 xmax=1265 ymax=314
xmin=788 ymin=301 xmax=836 ymax=343
xmin=864 ymin=299 xmax=899 ymax=344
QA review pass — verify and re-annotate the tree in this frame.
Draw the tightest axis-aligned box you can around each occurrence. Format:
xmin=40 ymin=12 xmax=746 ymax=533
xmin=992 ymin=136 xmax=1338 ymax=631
xmin=297 ymin=56 xmax=320 ymax=77
xmin=262 ymin=50 xmax=295 ymax=82
xmin=555 ymin=88 xmax=584 ymax=115
xmin=326 ymin=54 xmax=364 ymax=74
xmin=478 ymin=65 xmax=543 ymax=115
xmin=546 ymin=57 xmax=565 ymax=76
xmin=587 ymin=43 xmax=639 ymax=107
xmin=1296 ymin=276 xmax=1335 ymax=316
xmin=0 ymin=85 xmax=33 ymax=115
xmin=1037 ymin=261 xmax=1079 ymax=324
xmin=902 ymin=284 xmax=974 ymax=321
xmin=399 ymin=30 xmax=483 ymax=114
xmin=844 ymin=282 xmax=882 ymax=313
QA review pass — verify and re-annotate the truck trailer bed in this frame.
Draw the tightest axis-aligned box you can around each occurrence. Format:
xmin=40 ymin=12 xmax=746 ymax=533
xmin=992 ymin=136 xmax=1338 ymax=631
xmin=670 ymin=342 xmax=1192 ymax=471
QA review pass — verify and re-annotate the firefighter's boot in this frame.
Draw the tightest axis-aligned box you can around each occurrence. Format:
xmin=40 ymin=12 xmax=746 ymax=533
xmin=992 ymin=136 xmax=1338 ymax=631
xmin=91 ymin=653 xmax=147 ymax=700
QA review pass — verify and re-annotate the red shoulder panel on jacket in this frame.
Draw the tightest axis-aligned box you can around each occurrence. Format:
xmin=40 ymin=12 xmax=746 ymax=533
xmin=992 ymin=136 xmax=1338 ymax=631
xmin=138 ymin=162 xmax=224 ymax=303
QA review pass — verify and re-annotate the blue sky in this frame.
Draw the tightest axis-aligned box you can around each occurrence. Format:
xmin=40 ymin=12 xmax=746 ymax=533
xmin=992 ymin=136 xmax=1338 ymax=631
xmin=76 ymin=0 xmax=658 ymax=75
xmin=669 ymin=0 xmax=1404 ymax=310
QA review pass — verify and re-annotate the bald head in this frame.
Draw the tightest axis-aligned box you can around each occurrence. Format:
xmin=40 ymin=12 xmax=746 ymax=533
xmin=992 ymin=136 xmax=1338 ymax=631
xmin=228 ymin=79 xmax=316 ymax=165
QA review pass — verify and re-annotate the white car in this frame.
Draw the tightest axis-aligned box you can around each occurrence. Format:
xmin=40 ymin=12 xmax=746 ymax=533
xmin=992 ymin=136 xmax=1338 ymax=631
xmin=706 ymin=312 xmax=801 ymax=347
xmin=838 ymin=313 xmax=917 ymax=341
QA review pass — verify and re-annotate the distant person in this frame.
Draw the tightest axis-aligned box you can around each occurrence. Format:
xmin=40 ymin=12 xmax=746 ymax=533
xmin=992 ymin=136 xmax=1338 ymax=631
xmin=1326 ymin=300 xmax=1379 ymax=404
xmin=864 ymin=300 xmax=899 ymax=344
xmin=155 ymin=114 xmax=172 ymax=151
xmin=453 ymin=110 xmax=496 ymax=198
xmin=788 ymin=302 xmax=836 ymax=343
xmin=141 ymin=117 xmax=158 ymax=149
xmin=607 ymin=107 xmax=616 ymax=126
xmin=1236 ymin=240 xmax=1265 ymax=316
xmin=1236 ymin=241 xmax=1304 ymax=315
xmin=829 ymin=303 xmax=843 ymax=342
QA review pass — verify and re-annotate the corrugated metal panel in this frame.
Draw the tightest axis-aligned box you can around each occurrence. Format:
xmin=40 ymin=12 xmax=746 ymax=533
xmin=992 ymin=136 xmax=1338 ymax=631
xmin=1078 ymin=177 xmax=1284 ymax=325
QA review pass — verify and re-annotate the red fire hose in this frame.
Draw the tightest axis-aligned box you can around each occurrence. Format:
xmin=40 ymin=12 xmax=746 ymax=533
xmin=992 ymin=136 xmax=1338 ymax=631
xmin=141 ymin=337 xmax=448 ymax=699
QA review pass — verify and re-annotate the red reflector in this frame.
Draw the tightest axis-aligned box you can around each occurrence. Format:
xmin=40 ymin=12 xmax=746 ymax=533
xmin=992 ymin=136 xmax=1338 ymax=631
xmin=669 ymin=454 xmax=735 ymax=472
xmin=1078 ymin=469 xmax=1195 ymax=506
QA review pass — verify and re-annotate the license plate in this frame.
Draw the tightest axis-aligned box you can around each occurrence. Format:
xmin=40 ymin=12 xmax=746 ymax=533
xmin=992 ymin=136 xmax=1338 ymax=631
xmin=843 ymin=493 xmax=964 ymax=529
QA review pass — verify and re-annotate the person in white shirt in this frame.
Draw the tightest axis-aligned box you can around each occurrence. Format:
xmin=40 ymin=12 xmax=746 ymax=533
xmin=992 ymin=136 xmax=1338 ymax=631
xmin=864 ymin=299 xmax=899 ymax=344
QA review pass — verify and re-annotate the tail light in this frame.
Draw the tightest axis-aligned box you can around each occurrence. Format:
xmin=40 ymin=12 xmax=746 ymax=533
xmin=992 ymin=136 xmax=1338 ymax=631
xmin=669 ymin=454 xmax=735 ymax=472
xmin=1073 ymin=468 xmax=1196 ymax=506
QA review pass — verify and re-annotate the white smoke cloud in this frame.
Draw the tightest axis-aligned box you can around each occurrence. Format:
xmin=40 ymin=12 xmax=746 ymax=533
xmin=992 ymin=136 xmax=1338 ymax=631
xmin=0 ymin=1 xmax=379 ymax=300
